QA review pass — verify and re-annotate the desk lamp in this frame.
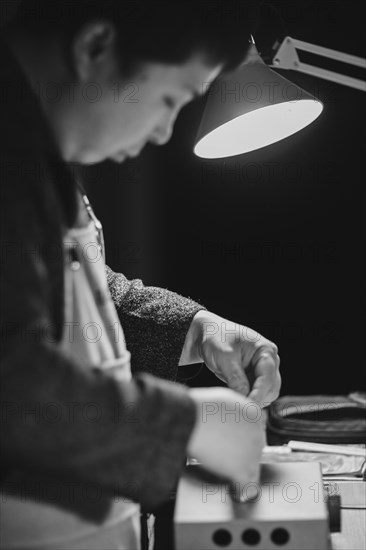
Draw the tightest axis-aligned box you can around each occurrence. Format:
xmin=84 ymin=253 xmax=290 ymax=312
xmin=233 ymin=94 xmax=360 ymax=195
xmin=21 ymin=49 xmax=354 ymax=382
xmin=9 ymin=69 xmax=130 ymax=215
xmin=194 ymin=36 xmax=366 ymax=158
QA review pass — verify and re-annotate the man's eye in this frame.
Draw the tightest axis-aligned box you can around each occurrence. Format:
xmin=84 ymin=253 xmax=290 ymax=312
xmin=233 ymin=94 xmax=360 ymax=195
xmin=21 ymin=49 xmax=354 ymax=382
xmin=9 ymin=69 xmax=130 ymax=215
xmin=163 ymin=97 xmax=175 ymax=109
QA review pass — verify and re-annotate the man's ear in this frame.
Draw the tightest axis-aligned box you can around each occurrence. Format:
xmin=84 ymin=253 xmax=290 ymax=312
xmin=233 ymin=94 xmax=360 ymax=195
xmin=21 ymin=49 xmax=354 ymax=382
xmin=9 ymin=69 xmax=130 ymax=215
xmin=73 ymin=20 xmax=117 ymax=81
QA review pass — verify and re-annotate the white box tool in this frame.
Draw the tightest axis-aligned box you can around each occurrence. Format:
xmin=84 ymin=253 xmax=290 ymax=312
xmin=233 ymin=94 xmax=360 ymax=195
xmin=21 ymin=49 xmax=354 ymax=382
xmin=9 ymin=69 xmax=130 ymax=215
xmin=175 ymin=462 xmax=338 ymax=550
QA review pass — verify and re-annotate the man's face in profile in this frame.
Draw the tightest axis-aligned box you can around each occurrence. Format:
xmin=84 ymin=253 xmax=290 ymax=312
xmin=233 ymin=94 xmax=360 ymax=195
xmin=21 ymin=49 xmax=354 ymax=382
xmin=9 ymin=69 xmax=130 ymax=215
xmin=43 ymin=21 xmax=223 ymax=165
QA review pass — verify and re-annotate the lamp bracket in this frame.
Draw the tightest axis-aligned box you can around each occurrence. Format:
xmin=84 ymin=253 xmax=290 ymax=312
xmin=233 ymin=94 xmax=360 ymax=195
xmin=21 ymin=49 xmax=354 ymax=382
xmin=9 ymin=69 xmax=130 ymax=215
xmin=270 ymin=36 xmax=366 ymax=92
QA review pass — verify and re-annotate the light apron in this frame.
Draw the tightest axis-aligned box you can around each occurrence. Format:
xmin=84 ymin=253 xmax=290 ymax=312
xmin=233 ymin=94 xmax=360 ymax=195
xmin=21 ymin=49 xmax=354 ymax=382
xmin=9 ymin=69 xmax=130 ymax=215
xmin=0 ymin=219 xmax=142 ymax=550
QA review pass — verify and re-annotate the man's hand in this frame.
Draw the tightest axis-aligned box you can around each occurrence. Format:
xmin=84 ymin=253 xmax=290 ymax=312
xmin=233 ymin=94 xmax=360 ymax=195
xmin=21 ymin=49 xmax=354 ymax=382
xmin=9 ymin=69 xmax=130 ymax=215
xmin=179 ymin=310 xmax=281 ymax=406
xmin=188 ymin=387 xmax=266 ymax=491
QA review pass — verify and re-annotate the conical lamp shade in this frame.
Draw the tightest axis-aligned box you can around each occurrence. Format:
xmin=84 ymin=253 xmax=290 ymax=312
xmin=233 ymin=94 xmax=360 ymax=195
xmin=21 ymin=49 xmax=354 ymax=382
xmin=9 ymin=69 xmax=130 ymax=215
xmin=194 ymin=55 xmax=323 ymax=158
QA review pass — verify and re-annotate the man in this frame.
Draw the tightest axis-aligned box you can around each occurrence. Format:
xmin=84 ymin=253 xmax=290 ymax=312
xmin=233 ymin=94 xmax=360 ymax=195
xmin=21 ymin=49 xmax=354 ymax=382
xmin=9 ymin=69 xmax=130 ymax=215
xmin=0 ymin=1 xmax=280 ymax=548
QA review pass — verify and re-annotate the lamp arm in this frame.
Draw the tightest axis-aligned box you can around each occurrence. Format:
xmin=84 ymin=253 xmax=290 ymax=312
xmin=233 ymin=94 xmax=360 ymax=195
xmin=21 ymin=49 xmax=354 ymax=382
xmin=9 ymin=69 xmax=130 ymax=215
xmin=270 ymin=36 xmax=366 ymax=92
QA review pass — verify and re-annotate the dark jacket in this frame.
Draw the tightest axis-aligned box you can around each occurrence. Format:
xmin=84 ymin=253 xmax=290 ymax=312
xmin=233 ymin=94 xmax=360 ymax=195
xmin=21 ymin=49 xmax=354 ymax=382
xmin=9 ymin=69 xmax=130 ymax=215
xmin=0 ymin=36 xmax=206 ymax=513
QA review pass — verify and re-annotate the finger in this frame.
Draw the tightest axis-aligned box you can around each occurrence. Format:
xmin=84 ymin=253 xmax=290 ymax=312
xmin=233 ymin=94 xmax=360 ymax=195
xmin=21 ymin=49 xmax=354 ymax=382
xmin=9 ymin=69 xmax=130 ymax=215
xmin=253 ymin=347 xmax=280 ymax=372
xmin=227 ymin=368 xmax=250 ymax=397
xmin=248 ymin=355 xmax=276 ymax=405
xmin=232 ymin=470 xmax=261 ymax=502
xmin=224 ymin=360 xmax=251 ymax=396
xmin=213 ymin=371 xmax=229 ymax=383
xmin=271 ymin=370 xmax=282 ymax=402
xmin=253 ymin=352 xmax=281 ymax=404
xmin=248 ymin=376 xmax=268 ymax=405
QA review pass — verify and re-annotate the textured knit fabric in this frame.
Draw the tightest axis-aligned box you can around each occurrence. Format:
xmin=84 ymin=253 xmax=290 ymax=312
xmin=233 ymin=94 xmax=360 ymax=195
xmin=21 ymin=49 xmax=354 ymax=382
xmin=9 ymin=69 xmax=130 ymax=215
xmin=76 ymin=189 xmax=207 ymax=383
xmin=0 ymin=34 xmax=206 ymax=532
xmin=106 ymin=266 xmax=207 ymax=381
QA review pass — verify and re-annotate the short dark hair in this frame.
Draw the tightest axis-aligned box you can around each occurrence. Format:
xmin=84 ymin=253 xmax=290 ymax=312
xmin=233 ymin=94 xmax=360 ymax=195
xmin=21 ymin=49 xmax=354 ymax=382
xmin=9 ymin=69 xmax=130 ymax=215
xmin=11 ymin=0 xmax=260 ymax=77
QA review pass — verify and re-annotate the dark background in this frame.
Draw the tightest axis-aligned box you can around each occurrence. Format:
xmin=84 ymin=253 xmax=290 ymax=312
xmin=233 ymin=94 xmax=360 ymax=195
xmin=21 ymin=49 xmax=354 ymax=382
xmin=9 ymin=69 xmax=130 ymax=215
xmin=2 ymin=1 xmax=365 ymax=396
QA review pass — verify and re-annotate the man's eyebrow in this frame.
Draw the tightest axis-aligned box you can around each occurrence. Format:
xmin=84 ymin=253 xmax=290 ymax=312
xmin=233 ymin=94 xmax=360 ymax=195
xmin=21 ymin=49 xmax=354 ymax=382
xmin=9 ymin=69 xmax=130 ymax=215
xmin=183 ymin=84 xmax=201 ymax=98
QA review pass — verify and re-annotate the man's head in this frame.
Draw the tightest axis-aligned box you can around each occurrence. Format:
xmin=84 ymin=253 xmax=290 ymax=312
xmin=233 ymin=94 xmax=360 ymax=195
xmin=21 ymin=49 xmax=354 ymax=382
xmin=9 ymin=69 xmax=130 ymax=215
xmin=8 ymin=0 xmax=258 ymax=164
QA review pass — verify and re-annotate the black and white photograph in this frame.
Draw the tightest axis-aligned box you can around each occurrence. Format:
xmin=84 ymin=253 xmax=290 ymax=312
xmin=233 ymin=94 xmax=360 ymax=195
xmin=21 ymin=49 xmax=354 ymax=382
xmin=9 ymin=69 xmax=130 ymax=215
xmin=0 ymin=1 xmax=365 ymax=549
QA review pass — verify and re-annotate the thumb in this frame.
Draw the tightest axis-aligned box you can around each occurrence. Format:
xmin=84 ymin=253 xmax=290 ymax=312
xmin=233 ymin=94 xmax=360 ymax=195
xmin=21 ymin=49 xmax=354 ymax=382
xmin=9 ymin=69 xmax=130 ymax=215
xmin=231 ymin=462 xmax=262 ymax=502
xmin=248 ymin=354 xmax=275 ymax=405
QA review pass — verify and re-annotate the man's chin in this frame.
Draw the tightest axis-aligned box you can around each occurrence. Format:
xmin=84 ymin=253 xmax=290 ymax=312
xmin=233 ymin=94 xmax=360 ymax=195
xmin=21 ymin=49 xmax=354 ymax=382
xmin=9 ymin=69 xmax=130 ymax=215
xmin=69 ymin=151 xmax=106 ymax=166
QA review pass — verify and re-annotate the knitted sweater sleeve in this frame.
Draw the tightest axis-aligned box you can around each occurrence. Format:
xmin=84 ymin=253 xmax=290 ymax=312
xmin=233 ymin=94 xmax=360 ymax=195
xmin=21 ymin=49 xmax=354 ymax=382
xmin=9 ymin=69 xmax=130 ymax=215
xmin=106 ymin=265 xmax=207 ymax=381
